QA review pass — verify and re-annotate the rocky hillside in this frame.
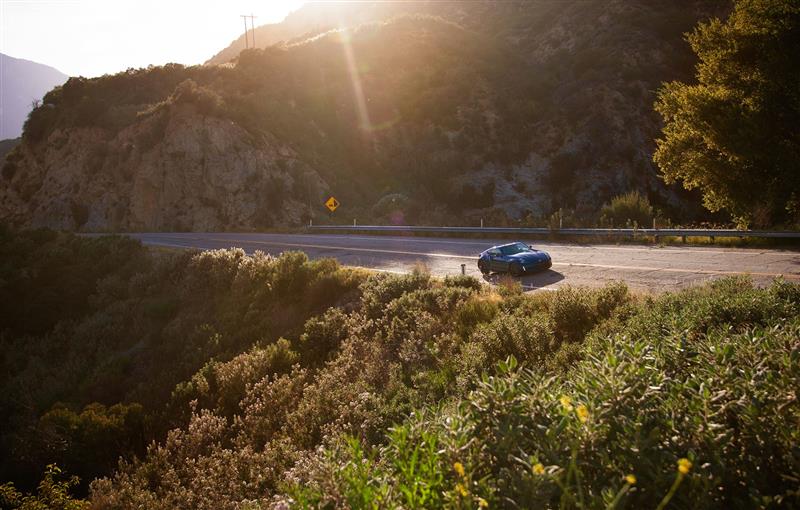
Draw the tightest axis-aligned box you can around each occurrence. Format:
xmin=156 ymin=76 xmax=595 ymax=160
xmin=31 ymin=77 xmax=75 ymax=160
xmin=0 ymin=53 xmax=68 ymax=139
xmin=1 ymin=1 xmax=728 ymax=231
xmin=0 ymin=78 xmax=325 ymax=231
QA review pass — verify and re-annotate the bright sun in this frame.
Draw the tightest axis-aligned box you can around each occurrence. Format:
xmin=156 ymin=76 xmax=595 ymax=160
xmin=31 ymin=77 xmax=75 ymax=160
xmin=0 ymin=0 xmax=305 ymax=77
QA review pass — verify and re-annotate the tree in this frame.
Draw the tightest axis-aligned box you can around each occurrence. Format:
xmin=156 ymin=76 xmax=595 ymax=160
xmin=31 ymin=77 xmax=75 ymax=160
xmin=654 ymin=0 xmax=800 ymax=227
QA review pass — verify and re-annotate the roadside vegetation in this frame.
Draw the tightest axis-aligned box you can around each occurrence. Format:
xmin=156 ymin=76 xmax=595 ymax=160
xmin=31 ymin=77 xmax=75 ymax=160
xmin=0 ymin=226 xmax=364 ymax=496
xmin=1 ymin=227 xmax=798 ymax=508
xmin=655 ymin=0 xmax=800 ymax=228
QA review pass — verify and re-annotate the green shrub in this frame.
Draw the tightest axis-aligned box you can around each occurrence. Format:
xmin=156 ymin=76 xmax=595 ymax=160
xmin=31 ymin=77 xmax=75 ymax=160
xmin=32 ymin=403 xmax=146 ymax=487
xmin=600 ymin=190 xmax=654 ymax=227
xmin=469 ymin=312 xmax=554 ymax=366
xmin=170 ymin=338 xmax=299 ymax=418
xmin=548 ymin=286 xmax=596 ymax=342
xmin=618 ymin=275 xmax=798 ymax=342
xmin=0 ymin=230 xmax=148 ymax=337
xmin=360 ymin=272 xmax=431 ymax=319
xmin=0 ymin=465 xmax=88 ymax=510
xmin=296 ymin=312 xmax=800 ymax=508
xmin=548 ymin=282 xmax=629 ymax=343
xmin=0 ymin=231 xmax=365 ymax=492
xmin=6 ymin=226 xmax=797 ymax=509
xmin=443 ymin=274 xmax=483 ymax=292
xmin=298 ymin=307 xmax=351 ymax=365
xmin=453 ymin=294 xmax=500 ymax=339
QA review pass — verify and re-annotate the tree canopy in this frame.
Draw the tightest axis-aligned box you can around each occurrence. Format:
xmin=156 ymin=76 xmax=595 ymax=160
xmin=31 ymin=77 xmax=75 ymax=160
xmin=654 ymin=0 xmax=800 ymax=227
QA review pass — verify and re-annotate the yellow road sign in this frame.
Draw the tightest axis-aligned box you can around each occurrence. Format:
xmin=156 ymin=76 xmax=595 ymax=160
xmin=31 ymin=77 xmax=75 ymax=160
xmin=325 ymin=196 xmax=340 ymax=212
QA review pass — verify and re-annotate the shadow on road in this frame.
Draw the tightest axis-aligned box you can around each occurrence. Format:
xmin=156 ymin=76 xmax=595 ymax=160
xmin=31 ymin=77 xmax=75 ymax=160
xmin=482 ymin=269 xmax=565 ymax=291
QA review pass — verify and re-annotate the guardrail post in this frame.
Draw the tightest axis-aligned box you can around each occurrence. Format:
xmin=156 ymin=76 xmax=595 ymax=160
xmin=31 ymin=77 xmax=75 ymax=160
xmin=460 ymin=263 xmax=466 ymax=275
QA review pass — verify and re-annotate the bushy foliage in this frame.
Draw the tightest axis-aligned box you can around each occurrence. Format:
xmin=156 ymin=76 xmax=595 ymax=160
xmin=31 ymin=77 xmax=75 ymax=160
xmin=0 ymin=465 xmax=87 ymax=510
xmin=0 ymin=227 xmax=148 ymax=336
xmin=289 ymin=278 xmax=800 ymax=509
xmin=4 ymin=228 xmax=797 ymax=508
xmin=9 ymin=403 xmax=146 ymax=494
xmin=0 ymin=230 xmax=363 ymax=493
xmin=549 ymin=282 xmax=630 ymax=343
xmin=599 ymin=190 xmax=654 ymax=227
xmin=655 ymin=0 xmax=800 ymax=227
xmin=87 ymin=259 xmax=636 ymax=508
xmin=23 ymin=64 xmax=216 ymax=143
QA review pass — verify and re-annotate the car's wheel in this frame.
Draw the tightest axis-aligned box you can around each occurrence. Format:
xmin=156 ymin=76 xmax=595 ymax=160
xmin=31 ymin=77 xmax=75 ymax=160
xmin=478 ymin=260 xmax=490 ymax=275
xmin=510 ymin=262 xmax=523 ymax=277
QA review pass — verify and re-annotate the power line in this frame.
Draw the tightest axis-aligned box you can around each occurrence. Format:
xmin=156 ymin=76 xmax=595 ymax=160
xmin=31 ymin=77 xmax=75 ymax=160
xmin=240 ymin=14 xmax=258 ymax=50
xmin=248 ymin=13 xmax=258 ymax=47
xmin=240 ymin=15 xmax=250 ymax=49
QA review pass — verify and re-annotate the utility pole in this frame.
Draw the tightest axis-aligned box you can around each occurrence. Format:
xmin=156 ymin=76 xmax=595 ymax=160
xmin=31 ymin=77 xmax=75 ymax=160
xmin=248 ymin=14 xmax=258 ymax=47
xmin=240 ymin=15 xmax=250 ymax=49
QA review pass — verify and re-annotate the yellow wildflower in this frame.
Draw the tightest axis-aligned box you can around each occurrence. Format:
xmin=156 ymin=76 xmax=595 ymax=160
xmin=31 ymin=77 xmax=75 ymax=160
xmin=456 ymin=483 xmax=468 ymax=497
xmin=478 ymin=497 xmax=489 ymax=508
xmin=560 ymin=395 xmax=573 ymax=411
xmin=576 ymin=404 xmax=589 ymax=423
xmin=677 ymin=458 xmax=692 ymax=475
xmin=453 ymin=461 xmax=465 ymax=478
xmin=532 ymin=463 xmax=545 ymax=475
xmin=625 ymin=474 xmax=637 ymax=485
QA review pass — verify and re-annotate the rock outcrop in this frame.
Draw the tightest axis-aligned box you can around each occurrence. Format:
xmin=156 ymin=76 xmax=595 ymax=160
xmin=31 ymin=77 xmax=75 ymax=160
xmin=0 ymin=102 xmax=326 ymax=231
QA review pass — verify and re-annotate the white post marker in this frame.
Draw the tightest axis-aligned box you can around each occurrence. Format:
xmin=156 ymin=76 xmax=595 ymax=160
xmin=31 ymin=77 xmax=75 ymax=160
xmin=461 ymin=263 xmax=466 ymax=275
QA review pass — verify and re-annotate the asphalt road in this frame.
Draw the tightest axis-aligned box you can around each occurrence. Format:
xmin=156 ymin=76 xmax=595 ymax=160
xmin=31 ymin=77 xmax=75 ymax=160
xmin=125 ymin=232 xmax=800 ymax=292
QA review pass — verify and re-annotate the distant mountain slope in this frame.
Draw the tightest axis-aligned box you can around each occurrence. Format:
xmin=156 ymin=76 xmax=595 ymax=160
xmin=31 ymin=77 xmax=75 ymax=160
xmin=0 ymin=53 xmax=68 ymax=139
xmin=1 ymin=1 xmax=729 ymax=231
xmin=0 ymin=138 xmax=20 ymax=163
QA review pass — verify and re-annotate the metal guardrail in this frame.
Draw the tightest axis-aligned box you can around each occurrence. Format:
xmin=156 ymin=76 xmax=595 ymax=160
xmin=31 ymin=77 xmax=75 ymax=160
xmin=308 ymin=225 xmax=800 ymax=239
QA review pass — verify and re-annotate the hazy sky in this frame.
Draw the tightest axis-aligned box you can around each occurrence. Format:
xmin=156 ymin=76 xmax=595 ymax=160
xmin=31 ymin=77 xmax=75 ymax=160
xmin=0 ymin=0 xmax=305 ymax=77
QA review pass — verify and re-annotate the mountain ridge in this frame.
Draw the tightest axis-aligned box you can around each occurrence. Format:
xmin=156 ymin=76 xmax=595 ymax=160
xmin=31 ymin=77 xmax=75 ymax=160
xmin=1 ymin=1 xmax=729 ymax=231
xmin=0 ymin=52 xmax=68 ymax=139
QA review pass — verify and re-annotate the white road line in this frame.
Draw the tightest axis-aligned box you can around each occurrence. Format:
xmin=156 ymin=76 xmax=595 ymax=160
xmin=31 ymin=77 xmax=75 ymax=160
xmin=140 ymin=235 xmax=800 ymax=280
xmin=140 ymin=238 xmax=558 ymax=291
xmin=231 ymin=234 xmax=786 ymax=255
xmin=135 ymin=232 xmax=797 ymax=255
xmin=174 ymin=236 xmax=478 ymax=259
xmin=555 ymin=261 xmax=799 ymax=279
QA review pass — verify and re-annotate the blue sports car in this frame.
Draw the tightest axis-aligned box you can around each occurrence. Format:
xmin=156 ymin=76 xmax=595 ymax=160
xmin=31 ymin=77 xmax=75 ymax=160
xmin=477 ymin=241 xmax=552 ymax=276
